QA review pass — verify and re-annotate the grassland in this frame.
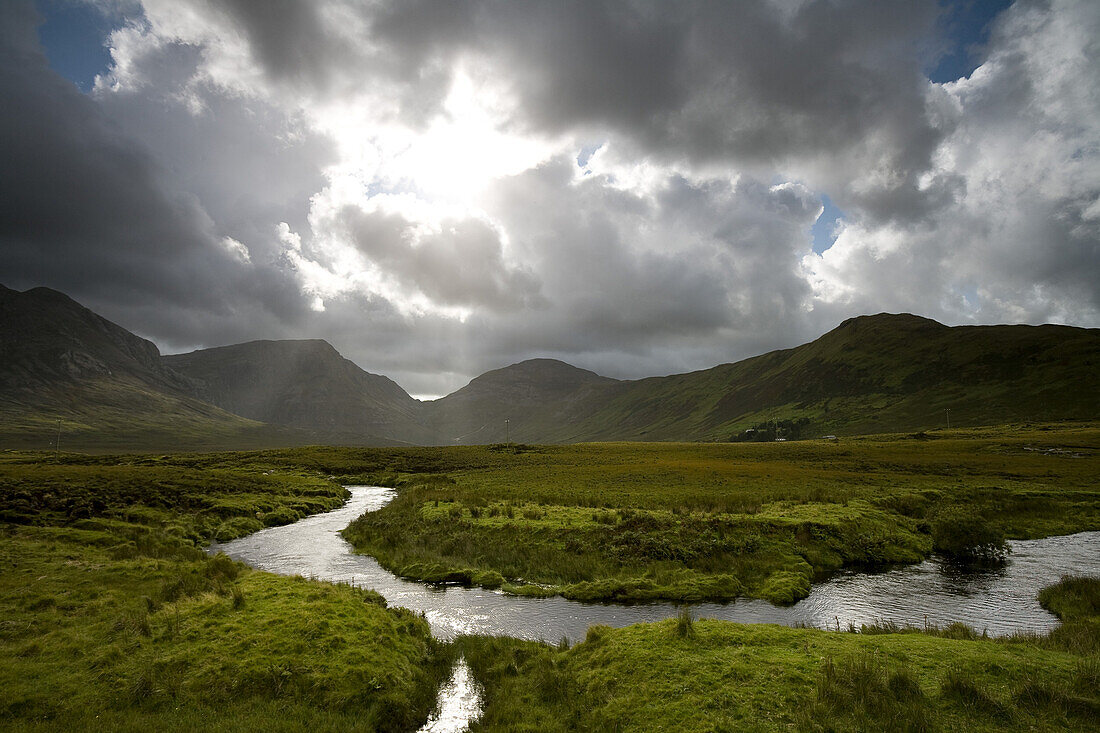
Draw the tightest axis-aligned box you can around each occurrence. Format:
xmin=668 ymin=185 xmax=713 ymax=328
xmin=457 ymin=576 xmax=1100 ymax=731
xmin=341 ymin=424 xmax=1100 ymax=603
xmin=1 ymin=433 xmax=1097 ymax=730
xmin=0 ymin=454 xmax=451 ymax=731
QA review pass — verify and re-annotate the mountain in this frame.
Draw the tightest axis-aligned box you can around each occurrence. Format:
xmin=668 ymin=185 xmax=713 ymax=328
xmin=423 ymin=313 xmax=1099 ymax=444
xmin=164 ymin=340 xmax=435 ymax=444
xmin=0 ymin=285 xmax=292 ymax=450
xmin=424 ymin=358 xmax=618 ymax=444
xmin=566 ymin=313 xmax=1100 ymax=440
xmin=2 ymin=283 xmax=1096 ymax=448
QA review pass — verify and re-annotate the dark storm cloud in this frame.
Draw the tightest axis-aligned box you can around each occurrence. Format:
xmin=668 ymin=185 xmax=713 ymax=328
xmin=0 ymin=2 xmax=309 ymax=344
xmin=217 ymin=0 xmax=950 ymax=222
xmin=335 ymin=206 xmax=543 ymax=311
xmin=485 ymin=0 xmax=949 ymax=223
xmin=94 ymin=37 xmax=336 ymax=263
xmin=5 ymin=0 xmax=1097 ymax=398
xmin=219 ymin=0 xmax=335 ymax=88
xmin=468 ymin=157 xmax=821 ymax=378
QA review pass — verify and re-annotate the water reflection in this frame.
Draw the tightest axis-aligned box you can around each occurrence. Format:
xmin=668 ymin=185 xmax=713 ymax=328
xmin=214 ymin=487 xmax=1100 ymax=643
xmin=417 ymin=657 xmax=481 ymax=733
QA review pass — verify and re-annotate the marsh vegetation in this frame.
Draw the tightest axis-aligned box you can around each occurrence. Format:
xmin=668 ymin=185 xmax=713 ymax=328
xmin=1 ymin=424 xmax=1096 ymax=730
xmin=342 ymin=424 xmax=1098 ymax=603
xmin=457 ymin=576 xmax=1100 ymax=731
xmin=0 ymin=454 xmax=451 ymax=731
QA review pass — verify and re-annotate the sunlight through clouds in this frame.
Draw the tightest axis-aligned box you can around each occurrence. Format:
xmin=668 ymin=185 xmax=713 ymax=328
xmin=8 ymin=0 xmax=1098 ymax=396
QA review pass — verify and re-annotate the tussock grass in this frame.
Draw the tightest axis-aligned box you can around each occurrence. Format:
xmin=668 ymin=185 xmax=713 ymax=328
xmin=675 ymin=606 xmax=696 ymax=638
xmin=801 ymin=654 xmax=933 ymax=732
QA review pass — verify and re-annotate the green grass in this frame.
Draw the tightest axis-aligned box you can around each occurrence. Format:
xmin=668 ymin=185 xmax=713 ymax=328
xmin=1040 ymin=577 xmax=1100 ymax=622
xmin=1 ymin=439 xmax=1096 ymax=730
xmin=0 ymin=459 xmax=349 ymax=543
xmin=0 ymin=455 xmax=452 ymax=731
xmin=0 ymin=373 xmax=316 ymax=452
xmin=539 ymin=315 xmax=1100 ymax=442
xmin=340 ymin=424 xmax=1100 ymax=602
xmin=457 ymin=576 xmax=1100 ymax=731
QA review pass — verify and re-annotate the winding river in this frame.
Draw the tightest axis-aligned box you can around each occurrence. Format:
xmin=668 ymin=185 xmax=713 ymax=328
xmin=214 ymin=486 xmax=1100 ymax=642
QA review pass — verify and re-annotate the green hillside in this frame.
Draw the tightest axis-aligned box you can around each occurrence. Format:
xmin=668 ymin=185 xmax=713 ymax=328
xmin=424 ymin=358 xmax=619 ymax=444
xmin=0 ymin=285 xmax=304 ymax=451
xmin=568 ymin=314 xmax=1100 ymax=441
xmin=164 ymin=339 xmax=436 ymax=446
xmin=2 ymin=284 xmax=1096 ymax=448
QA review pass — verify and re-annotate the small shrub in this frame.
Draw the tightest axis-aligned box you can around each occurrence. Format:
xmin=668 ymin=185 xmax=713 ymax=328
xmin=938 ymin=621 xmax=984 ymax=640
xmin=887 ymin=668 xmax=924 ymax=701
xmin=1014 ymin=674 xmax=1098 ymax=719
xmin=805 ymin=654 xmax=932 ymax=733
xmin=1074 ymin=657 xmax=1100 ymax=694
xmin=262 ymin=507 xmax=298 ymax=527
xmin=359 ymin=587 xmax=388 ymax=606
xmin=534 ymin=657 xmax=571 ymax=704
xmin=115 ymin=609 xmax=152 ymax=638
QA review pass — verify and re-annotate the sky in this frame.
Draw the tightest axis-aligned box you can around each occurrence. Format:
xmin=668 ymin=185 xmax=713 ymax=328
xmin=2 ymin=0 xmax=1098 ymax=399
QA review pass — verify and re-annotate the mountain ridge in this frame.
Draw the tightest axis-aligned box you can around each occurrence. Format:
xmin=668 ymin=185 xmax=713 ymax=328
xmin=164 ymin=338 xmax=435 ymax=444
xmin=2 ymin=284 xmax=1096 ymax=448
xmin=0 ymin=284 xmax=300 ymax=450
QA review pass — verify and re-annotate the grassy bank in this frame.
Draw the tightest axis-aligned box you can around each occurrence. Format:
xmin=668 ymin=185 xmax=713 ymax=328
xmin=341 ymin=424 xmax=1099 ymax=603
xmin=0 ymin=454 xmax=452 ymax=731
xmin=458 ymin=577 xmax=1100 ymax=732
xmin=2 ymin=440 xmax=1096 ymax=730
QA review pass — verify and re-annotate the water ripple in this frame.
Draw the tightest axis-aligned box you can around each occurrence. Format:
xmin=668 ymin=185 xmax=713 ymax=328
xmin=214 ymin=487 xmax=1100 ymax=643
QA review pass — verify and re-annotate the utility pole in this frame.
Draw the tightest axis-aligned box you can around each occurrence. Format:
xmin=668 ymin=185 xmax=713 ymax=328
xmin=505 ymin=418 xmax=510 ymax=444
xmin=945 ymin=409 xmax=951 ymax=430
xmin=55 ymin=419 xmax=61 ymax=458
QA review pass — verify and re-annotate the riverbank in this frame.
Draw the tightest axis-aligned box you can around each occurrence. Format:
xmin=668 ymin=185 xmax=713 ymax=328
xmin=341 ymin=424 xmax=1100 ymax=603
xmin=2 ymin=445 xmax=1097 ymax=731
xmin=459 ymin=576 xmax=1100 ymax=732
xmin=0 ymin=456 xmax=452 ymax=731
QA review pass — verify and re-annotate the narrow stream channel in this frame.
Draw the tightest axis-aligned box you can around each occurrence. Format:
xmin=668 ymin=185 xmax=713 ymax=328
xmin=415 ymin=657 xmax=481 ymax=733
xmin=214 ymin=486 xmax=1100 ymax=642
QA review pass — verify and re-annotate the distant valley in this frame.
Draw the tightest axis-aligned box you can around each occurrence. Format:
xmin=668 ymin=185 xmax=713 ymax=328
xmin=2 ymin=284 xmax=1097 ymax=449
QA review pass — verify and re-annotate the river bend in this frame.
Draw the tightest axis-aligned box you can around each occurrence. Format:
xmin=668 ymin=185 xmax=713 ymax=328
xmin=214 ymin=487 xmax=1100 ymax=643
